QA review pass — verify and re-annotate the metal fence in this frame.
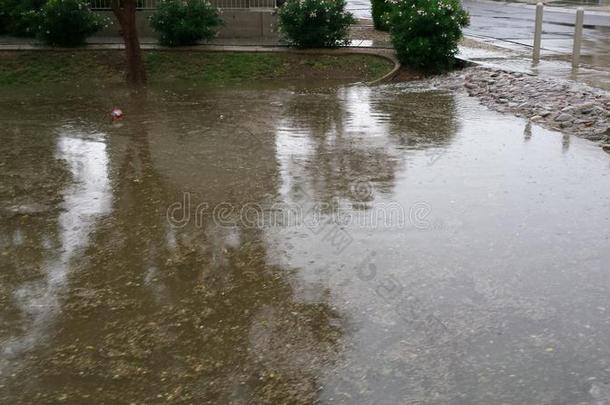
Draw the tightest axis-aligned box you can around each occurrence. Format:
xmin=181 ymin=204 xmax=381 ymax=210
xmin=90 ymin=0 xmax=159 ymax=9
xmin=90 ymin=0 xmax=276 ymax=9
xmin=213 ymin=0 xmax=277 ymax=8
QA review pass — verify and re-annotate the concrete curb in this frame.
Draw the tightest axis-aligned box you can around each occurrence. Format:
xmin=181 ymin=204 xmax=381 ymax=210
xmin=0 ymin=43 xmax=401 ymax=86
xmin=366 ymin=52 xmax=401 ymax=85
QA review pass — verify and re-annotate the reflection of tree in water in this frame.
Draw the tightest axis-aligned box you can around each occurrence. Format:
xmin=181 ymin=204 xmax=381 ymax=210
xmin=1 ymin=90 xmax=344 ymax=404
xmin=283 ymin=88 xmax=348 ymax=137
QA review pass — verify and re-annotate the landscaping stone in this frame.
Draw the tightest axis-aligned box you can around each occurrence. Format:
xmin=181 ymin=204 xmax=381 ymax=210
xmin=555 ymin=113 xmax=574 ymax=122
xmin=428 ymin=66 xmax=610 ymax=146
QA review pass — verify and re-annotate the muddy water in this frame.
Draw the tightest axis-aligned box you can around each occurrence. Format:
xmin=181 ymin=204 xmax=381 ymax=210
xmin=1 ymin=81 xmax=610 ymax=404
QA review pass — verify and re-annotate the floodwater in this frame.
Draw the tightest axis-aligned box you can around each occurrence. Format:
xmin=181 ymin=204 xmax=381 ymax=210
xmin=1 ymin=79 xmax=610 ymax=404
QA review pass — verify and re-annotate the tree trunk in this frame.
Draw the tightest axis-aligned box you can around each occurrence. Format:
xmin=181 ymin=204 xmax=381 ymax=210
xmin=112 ymin=0 xmax=147 ymax=85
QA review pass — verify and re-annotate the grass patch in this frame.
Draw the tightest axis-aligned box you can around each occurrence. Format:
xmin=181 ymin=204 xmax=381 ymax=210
xmin=0 ymin=51 xmax=393 ymax=87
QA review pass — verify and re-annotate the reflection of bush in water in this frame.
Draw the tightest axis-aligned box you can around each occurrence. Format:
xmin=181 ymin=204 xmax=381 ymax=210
xmin=282 ymin=88 xmax=347 ymax=138
xmin=372 ymin=90 xmax=460 ymax=149
xmin=281 ymin=88 xmax=403 ymax=203
xmin=282 ymin=87 xmax=459 ymax=151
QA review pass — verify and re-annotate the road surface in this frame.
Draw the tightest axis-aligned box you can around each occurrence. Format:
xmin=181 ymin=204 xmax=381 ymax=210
xmin=348 ymin=0 xmax=610 ymax=69
xmin=463 ymin=0 xmax=610 ymax=67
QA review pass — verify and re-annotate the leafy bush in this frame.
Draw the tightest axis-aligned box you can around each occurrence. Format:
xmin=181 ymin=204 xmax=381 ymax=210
xmin=371 ymin=0 xmax=391 ymax=31
xmin=388 ymin=0 xmax=469 ymax=69
xmin=150 ymin=0 xmax=222 ymax=46
xmin=278 ymin=0 xmax=355 ymax=48
xmin=37 ymin=0 xmax=106 ymax=46
xmin=0 ymin=0 xmax=47 ymax=37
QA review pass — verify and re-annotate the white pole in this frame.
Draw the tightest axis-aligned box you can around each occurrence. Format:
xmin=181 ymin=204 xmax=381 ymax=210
xmin=572 ymin=8 xmax=584 ymax=68
xmin=533 ymin=2 xmax=544 ymax=63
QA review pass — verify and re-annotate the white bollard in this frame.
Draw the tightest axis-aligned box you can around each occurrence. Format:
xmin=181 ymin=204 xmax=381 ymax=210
xmin=533 ymin=2 xmax=544 ymax=63
xmin=572 ymin=8 xmax=584 ymax=68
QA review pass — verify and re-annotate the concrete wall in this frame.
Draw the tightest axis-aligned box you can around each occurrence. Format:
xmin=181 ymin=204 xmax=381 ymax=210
xmin=95 ymin=10 xmax=278 ymax=40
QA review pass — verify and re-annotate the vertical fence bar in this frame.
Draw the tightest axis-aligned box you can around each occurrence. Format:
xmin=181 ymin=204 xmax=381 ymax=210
xmin=572 ymin=8 xmax=584 ymax=68
xmin=533 ymin=2 xmax=544 ymax=63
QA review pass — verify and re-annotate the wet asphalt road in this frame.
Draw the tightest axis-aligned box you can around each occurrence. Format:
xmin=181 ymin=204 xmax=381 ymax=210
xmin=463 ymin=0 xmax=610 ymax=67
xmin=347 ymin=0 xmax=610 ymax=69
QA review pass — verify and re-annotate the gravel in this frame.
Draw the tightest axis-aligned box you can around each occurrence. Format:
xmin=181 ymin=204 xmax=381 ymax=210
xmin=423 ymin=66 xmax=610 ymax=148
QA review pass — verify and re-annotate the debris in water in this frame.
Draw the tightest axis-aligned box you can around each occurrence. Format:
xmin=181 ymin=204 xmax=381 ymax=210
xmin=111 ymin=108 xmax=124 ymax=121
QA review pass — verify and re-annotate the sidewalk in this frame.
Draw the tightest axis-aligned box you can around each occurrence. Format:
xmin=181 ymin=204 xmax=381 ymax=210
xmin=460 ymin=0 xmax=610 ymax=91
xmin=458 ymin=35 xmax=610 ymax=92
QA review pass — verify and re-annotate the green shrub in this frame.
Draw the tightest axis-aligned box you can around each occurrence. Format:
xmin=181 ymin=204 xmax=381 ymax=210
xmin=389 ymin=0 xmax=469 ymax=70
xmin=37 ymin=0 xmax=106 ymax=46
xmin=278 ymin=0 xmax=355 ymax=48
xmin=0 ymin=8 xmax=5 ymax=35
xmin=0 ymin=0 xmax=47 ymax=37
xmin=150 ymin=0 xmax=222 ymax=47
xmin=0 ymin=0 xmax=6 ymax=34
xmin=371 ymin=0 xmax=391 ymax=31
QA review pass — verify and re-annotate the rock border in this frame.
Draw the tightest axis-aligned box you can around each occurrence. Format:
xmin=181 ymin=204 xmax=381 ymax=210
xmin=437 ymin=66 xmax=610 ymax=148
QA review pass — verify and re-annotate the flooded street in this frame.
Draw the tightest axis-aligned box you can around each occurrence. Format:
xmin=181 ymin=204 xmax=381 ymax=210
xmin=1 ymin=80 xmax=610 ymax=403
